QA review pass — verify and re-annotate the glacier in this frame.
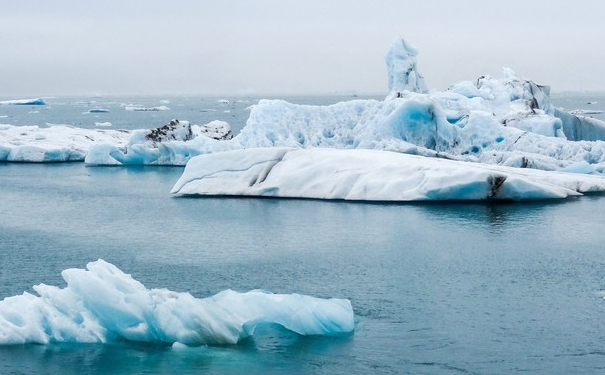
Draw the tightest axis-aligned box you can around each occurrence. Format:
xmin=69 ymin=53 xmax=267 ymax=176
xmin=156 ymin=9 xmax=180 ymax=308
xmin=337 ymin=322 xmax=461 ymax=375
xmin=0 ymin=259 xmax=354 ymax=346
xmin=171 ymin=147 xmax=605 ymax=201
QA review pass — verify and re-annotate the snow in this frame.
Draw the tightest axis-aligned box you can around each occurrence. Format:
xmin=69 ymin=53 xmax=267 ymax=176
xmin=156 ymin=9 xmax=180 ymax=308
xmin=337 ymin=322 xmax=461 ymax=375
xmin=0 ymin=98 xmax=47 ymax=105
xmin=0 ymin=260 xmax=354 ymax=346
xmin=171 ymin=147 xmax=605 ymax=201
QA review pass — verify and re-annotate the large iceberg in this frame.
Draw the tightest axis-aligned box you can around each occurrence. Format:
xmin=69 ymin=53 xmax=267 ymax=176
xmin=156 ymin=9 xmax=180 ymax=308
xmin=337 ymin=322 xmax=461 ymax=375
xmin=171 ymin=147 xmax=605 ymax=201
xmin=0 ymin=260 xmax=354 ymax=346
xmin=84 ymin=39 xmax=605 ymax=172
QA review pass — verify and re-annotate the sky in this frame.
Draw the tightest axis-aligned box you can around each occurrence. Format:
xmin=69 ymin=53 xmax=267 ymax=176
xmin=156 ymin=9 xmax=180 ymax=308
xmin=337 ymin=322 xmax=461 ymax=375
xmin=1 ymin=0 xmax=605 ymax=96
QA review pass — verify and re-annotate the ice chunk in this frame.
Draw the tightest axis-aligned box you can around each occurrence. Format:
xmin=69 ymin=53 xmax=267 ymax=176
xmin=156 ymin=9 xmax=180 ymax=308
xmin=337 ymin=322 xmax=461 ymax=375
xmin=0 ymin=98 xmax=47 ymax=105
xmin=0 ymin=124 xmax=130 ymax=162
xmin=171 ymin=148 xmax=605 ymax=201
xmin=86 ymin=120 xmax=234 ymax=165
xmin=0 ymin=260 xmax=354 ymax=346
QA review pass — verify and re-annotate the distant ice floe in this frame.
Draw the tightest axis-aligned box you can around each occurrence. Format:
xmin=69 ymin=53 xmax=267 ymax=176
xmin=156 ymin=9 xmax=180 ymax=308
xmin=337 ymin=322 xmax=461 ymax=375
xmin=0 ymin=259 xmax=354 ymax=346
xmin=95 ymin=122 xmax=113 ymax=127
xmin=125 ymin=105 xmax=170 ymax=112
xmin=570 ymin=109 xmax=604 ymax=115
xmin=0 ymin=98 xmax=47 ymax=105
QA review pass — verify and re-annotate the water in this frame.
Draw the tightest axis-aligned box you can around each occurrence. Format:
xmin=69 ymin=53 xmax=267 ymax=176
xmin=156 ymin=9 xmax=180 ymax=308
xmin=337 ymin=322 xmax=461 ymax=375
xmin=2 ymin=94 xmax=605 ymax=374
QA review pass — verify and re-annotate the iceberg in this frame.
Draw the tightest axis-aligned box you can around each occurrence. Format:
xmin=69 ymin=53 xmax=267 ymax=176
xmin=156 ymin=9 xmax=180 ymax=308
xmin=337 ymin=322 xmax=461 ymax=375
xmin=85 ymin=39 xmax=605 ymax=172
xmin=0 ymin=124 xmax=130 ymax=162
xmin=1 ymin=120 xmax=232 ymax=163
xmin=171 ymin=147 xmax=605 ymax=201
xmin=0 ymin=259 xmax=354 ymax=346
xmin=85 ymin=120 xmax=233 ymax=165
xmin=0 ymin=98 xmax=47 ymax=105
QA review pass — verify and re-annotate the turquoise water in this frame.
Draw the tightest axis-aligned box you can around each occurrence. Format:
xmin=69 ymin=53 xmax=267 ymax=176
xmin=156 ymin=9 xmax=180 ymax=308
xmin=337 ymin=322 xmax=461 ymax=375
xmin=2 ymin=162 xmax=605 ymax=374
xmin=2 ymin=94 xmax=605 ymax=373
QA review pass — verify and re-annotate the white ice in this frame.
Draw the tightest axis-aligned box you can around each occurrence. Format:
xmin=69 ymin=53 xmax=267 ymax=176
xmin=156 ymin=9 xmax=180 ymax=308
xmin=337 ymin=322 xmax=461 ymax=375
xmin=0 ymin=124 xmax=130 ymax=162
xmin=0 ymin=120 xmax=232 ymax=163
xmin=171 ymin=147 xmax=605 ymax=201
xmin=0 ymin=98 xmax=47 ymax=105
xmin=0 ymin=259 xmax=354 ymax=346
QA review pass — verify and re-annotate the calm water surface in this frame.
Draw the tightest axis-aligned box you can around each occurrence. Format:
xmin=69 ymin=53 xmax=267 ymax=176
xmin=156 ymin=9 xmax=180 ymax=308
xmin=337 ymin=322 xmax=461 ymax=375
xmin=2 ymin=162 xmax=605 ymax=374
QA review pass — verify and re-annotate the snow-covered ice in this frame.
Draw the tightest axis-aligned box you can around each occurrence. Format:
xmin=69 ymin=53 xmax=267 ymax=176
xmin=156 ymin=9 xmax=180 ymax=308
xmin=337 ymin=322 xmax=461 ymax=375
xmin=0 ymin=260 xmax=354 ymax=346
xmin=171 ymin=147 xmax=605 ymax=201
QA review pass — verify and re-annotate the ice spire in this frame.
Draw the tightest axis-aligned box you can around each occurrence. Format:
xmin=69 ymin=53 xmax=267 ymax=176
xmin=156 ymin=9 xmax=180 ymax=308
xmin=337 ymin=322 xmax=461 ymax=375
xmin=385 ymin=38 xmax=428 ymax=96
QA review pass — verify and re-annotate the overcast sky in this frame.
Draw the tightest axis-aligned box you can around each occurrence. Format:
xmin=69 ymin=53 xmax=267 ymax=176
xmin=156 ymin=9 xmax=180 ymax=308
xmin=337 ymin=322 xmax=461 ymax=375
xmin=2 ymin=0 xmax=605 ymax=96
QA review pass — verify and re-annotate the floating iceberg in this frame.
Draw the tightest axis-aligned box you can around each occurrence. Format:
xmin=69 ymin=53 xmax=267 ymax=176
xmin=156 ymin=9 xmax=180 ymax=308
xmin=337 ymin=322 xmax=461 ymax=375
xmin=0 ymin=124 xmax=130 ymax=162
xmin=85 ymin=120 xmax=233 ymax=165
xmin=171 ymin=147 xmax=605 ymax=201
xmin=0 ymin=98 xmax=47 ymax=105
xmin=84 ymin=39 xmax=605 ymax=172
xmin=1 ymin=120 xmax=232 ymax=163
xmin=0 ymin=260 xmax=354 ymax=346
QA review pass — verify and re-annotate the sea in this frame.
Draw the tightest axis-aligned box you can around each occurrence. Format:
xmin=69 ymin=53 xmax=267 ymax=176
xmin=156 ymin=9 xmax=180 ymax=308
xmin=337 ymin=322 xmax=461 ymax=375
xmin=1 ymin=93 xmax=605 ymax=374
